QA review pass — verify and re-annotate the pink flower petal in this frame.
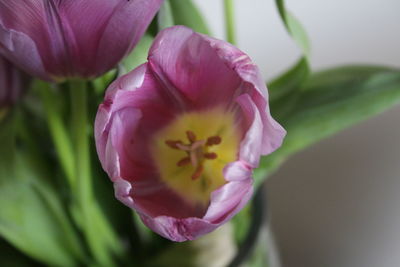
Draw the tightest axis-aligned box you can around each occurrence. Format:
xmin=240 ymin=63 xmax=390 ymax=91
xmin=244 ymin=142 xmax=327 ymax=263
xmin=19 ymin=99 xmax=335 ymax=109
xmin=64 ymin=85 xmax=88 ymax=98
xmin=0 ymin=22 xmax=49 ymax=80
xmin=95 ymin=0 xmax=164 ymax=76
xmin=236 ymin=93 xmax=264 ymax=167
xmin=148 ymin=26 xmax=242 ymax=110
xmin=0 ymin=0 xmax=163 ymax=79
xmin=201 ymin=34 xmax=287 ymax=154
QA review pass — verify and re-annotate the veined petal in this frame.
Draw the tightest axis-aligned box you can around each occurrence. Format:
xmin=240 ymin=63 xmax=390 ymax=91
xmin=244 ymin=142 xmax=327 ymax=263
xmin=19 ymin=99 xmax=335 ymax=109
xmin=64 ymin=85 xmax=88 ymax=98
xmin=148 ymin=26 xmax=242 ymax=110
xmin=0 ymin=1 xmax=72 ymax=78
xmin=203 ymin=175 xmax=253 ymax=223
xmin=200 ymin=34 xmax=287 ymax=155
xmin=0 ymin=0 xmax=163 ymax=79
xmin=95 ymin=0 xmax=164 ymax=76
xmin=148 ymin=26 xmax=285 ymax=155
xmin=0 ymin=22 xmax=48 ymax=80
xmin=139 ymin=177 xmax=253 ymax=242
xmin=56 ymin=0 xmax=125 ymax=76
xmin=95 ymin=63 xmax=148 ymax=173
xmin=0 ymin=1 xmax=47 ymax=48
xmin=97 ymin=63 xmax=202 ymax=219
xmin=236 ymin=94 xmax=264 ymax=167
xmin=139 ymin=215 xmax=217 ymax=242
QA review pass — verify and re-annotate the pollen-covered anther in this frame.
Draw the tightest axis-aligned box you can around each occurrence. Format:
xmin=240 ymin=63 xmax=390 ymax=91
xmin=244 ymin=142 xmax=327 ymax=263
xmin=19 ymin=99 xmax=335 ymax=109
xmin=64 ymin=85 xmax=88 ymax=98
xmin=177 ymin=157 xmax=191 ymax=167
xmin=191 ymin=165 xmax=204 ymax=180
xmin=186 ymin=130 xmax=197 ymax=143
xmin=206 ymin=136 xmax=222 ymax=146
xmin=204 ymin=152 xmax=218 ymax=160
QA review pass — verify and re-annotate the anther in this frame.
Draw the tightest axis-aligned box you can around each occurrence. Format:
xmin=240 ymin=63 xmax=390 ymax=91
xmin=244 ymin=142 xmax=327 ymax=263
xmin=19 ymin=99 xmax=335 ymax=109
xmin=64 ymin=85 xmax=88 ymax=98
xmin=177 ymin=157 xmax=191 ymax=167
xmin=165 ymin=131 xmax=223 ymax=181
xmin=206 ymin=136 xmax=221 ymax=146
xmin=165 ymin=140 xmax=183 ymax=149
xmin=186 ymin=131 xmax=197 ymax=143
xmin=191 ymin=165 xmax=204 ymax=180
xmin=204 ymin=152 xmax=218 ymax=160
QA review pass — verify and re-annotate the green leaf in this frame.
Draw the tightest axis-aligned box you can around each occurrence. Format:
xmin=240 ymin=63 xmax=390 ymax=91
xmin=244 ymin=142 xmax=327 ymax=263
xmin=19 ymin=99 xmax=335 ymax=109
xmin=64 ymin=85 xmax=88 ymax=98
xmin=275 ymin=0 xmax=311 ymax=58
xmin=0 ymin=158 xmax=85 ymax=266
xmin=121 ymin=34 xmax=154 ymax=75
xmin=255 ymin=66 xmax=400 ymax=188
xmin=92 ymin=70 xmax=117 ymax=96
xmin=267 ymin=58 xmax=310 ymax=123
xmin=0 ymin=108 xmax=8 ymax=122
xmin=158 ymin=0 xmax=174 ymax=30
xmin=268 ymin=57 xmax=310 ymax=102
xmin=169 ymin=0 xmax=211 ymax=35
xmin=0 ymin=116 xmax=16 ymax=177
xmin=0 ymin=121 xmax=85 ymax=266
xmin=132 ymin=212 xmax=153 ymax=244
xmin=270 ymin=1 xmax=311 ymax=109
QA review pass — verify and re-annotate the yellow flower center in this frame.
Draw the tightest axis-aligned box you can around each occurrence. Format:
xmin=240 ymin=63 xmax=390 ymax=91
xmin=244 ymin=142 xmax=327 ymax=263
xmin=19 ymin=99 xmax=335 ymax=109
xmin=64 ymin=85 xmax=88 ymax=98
xmin=151 ymin=107 xmax=240 ymax=206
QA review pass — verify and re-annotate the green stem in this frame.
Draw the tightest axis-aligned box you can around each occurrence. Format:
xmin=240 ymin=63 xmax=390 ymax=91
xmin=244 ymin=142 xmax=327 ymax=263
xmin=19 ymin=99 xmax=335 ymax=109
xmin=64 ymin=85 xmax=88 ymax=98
xmin=70 ymin=81 xmax=91 ymax=206
xmin=38 ymin=82 xmax=75 ymax=186
xmin=69 ymin=80 xmax=121 ymax=267
xmin=224 ymin=0 xmax=236 ymax=44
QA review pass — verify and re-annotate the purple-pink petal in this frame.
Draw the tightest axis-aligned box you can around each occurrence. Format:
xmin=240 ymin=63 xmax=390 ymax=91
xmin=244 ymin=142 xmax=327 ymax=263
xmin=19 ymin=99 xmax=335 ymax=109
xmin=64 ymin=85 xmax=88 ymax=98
xmin=148 ymin=26 xmax=242 ymax=110
xmin=0 ymin=56 xmax=28 ymax=108
xmin=0 ymin=22 xmax=49 ymax=81
xmin=0 ymin=0 xmax=163 ymax=80
xmin=202 ymin=34 xmax=286 ymax=154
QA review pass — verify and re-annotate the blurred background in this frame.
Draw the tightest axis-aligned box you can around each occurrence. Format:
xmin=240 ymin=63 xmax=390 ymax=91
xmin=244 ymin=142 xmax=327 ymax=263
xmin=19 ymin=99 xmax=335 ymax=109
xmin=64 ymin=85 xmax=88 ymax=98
xmin=194 ymin=0 xmax=400 ymax=266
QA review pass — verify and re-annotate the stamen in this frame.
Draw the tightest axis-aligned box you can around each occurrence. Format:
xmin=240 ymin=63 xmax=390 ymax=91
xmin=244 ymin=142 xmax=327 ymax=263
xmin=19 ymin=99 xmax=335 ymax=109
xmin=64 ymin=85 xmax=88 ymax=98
xmin=191 ymin=140 xmax=206 ymax=150
xmin=177 ymin=157 xmax=191 ymax=167
xmin=190 ymin=149 xmax=199 ymax=167
xmin=191 ymin=165 xmax=204 ymax=180
xmin=204 ymin=152 xmax=217 ymax=160
xmin=165 ymin=140 xmax=183 ymax=149
xmin=165 ymin=131 xmax=223 ymax=182
xmin=186 ymin=131 xmax=197 ymax=143
xmin=176 ymin=143 xmax=191 ymax=151
xmin=206 ymin=136 xmax=221 ymax=146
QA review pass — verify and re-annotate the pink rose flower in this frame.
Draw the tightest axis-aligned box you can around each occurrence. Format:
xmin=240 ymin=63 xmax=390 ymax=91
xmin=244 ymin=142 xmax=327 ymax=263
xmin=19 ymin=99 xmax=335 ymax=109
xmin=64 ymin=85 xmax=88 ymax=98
xmin=0 ymin=0 xmax=163 ymax=81
xmin=95 ymin=26 xmax=286 ymax=241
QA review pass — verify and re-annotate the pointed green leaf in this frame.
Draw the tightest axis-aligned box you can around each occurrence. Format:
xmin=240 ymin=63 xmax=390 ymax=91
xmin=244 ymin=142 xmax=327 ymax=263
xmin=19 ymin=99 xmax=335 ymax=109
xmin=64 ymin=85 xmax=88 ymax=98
xmin=268 ymin=57 xmax=310 ymax=102
xmin=255 ymin=66 xmax=400 ymax=187
xmin=158 ymin=0 xmax=174 ymax=30
xmin=0 ymin=122 xmax=84 ymax=266
xmin=0 ymin=157 xmax=85 ymax=266
xmin=169 ymin=0 xmax=211 ymax=35
xmin=275 ymin=0 xmax=311 ymax=58
xmin=121 ymin=34 xmax=154 ymax=75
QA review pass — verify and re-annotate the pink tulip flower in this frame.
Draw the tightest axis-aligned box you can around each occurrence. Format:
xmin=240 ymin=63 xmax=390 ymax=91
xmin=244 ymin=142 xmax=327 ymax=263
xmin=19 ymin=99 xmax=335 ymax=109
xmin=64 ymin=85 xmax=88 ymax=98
xmin=0 ymin=0 xmax=163 ymax=81
xmin=0 ymin=56 xmax=27 ymax=109
xmin=95 ymin=26 xmax=286 ymax=242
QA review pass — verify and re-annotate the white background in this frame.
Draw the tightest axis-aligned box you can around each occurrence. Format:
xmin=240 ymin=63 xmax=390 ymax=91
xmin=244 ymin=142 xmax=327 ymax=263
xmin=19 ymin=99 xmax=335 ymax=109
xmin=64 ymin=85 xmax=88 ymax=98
xmin=194 ymin=1 xmax=400 ymax=266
